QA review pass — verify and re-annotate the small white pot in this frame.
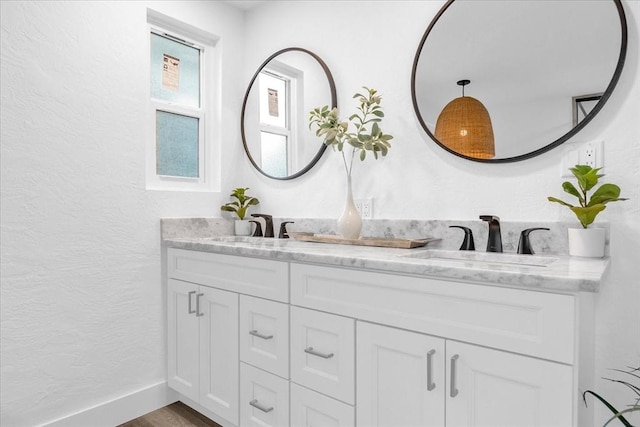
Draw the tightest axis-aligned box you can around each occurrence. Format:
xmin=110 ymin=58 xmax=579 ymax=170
xmin=568 ymin=227 xmax=606 ymax=258
xmin=234 ymin=219 xmax=252 ymax=236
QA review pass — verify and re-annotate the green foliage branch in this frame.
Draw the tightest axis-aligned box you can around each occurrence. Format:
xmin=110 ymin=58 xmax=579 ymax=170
xmin=547 ymin=165 xmax=627 ymax=228
xmin=308 ymin=87 xmax=394 ymax=178
xmin=583 ymin=363 xmax=640 ymax=426
xmin=220 ymin=187 xmax=260 ymax=220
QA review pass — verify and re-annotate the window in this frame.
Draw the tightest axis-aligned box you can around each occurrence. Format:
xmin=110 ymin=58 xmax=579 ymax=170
xmin=257 ymin=61 xmax=302 ymax=178
xmin=147 ymin=10 xmax=220 ymax=191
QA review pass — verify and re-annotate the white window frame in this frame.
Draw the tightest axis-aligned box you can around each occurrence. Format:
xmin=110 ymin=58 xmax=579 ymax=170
xmin=259 ymin=61 xmax=303 ymax=175
xmin=146 ymin=9 xmax=221 ymax=192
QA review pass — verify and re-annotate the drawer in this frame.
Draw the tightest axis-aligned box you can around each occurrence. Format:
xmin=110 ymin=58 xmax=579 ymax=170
xmin=167 ymin=248 xmax=289 ymax=302
xmin=291 ymin=263 xmax=576 ymax=364
xmin=290 ymin=306 xmax=355 ymax=404
xmin=290 ymin=383 xmax=355 ymax=427
xmin=240 ymin=362 xmax=289 ymax=427
xmin=240 ymin=295 xmax=289 ymax=378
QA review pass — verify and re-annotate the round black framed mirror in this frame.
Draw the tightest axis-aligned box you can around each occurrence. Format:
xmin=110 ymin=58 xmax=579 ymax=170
xmin=241 ymin=47 xmax=337 ymax=179
xmin=411 ymin=0 xmax=628 ymax=163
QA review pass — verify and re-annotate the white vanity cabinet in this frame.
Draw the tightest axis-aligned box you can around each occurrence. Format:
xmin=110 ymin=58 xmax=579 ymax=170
xmin=165 ymin=247 xmax=595 ymax=427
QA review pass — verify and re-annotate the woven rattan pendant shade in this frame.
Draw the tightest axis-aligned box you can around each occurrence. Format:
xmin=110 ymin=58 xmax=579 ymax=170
xmin=435 ymin=95 xmax=495 ymax=159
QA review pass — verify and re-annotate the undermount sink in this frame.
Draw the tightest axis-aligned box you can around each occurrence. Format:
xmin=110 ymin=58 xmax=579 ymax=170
xmin=399 ymin=249 xmax=558 ymax=268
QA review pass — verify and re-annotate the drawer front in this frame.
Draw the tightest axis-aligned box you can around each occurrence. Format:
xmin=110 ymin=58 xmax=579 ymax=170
xmin=240 ymin=295 xmax=289 ymax=378
xmin=290 ymin=306 xmax=355 ymax=404
xmin=291 ymin=263 xmax=575 ymax=364
xmin=240 ymin=362 xmax=289 ymax=427
xmin=291 ymin=383 xmax=355 ymax=427
xmin=168 ymin=248 xmax=289 ymax=302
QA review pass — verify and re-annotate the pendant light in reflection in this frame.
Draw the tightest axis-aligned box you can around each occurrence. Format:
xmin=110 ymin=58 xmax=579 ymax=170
xmin=435 ymin=79 xmax=495 ymax=159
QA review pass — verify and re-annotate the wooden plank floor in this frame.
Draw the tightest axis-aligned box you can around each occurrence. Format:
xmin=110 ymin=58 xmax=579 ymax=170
xmin=117 ymin=402 xmax=222 ymax=427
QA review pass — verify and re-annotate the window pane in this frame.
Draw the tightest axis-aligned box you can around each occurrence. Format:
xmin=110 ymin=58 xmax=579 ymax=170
xmin=260 ymin=132 xmax=287 ymax=178
xmin=259 ymin=72 xmax=287 ymax=128
xmin=156 ymin=111 xmax=199 ymax=178
xmin=150 ymin=33 xmax=200 ymax=107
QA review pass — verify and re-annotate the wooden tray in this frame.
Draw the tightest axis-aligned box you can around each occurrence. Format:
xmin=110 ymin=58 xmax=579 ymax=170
xmin=288 ymin=232 xmax=440 ymax=249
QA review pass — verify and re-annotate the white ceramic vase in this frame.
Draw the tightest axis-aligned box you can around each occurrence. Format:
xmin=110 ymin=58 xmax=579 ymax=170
xmin=337 ymin=175 xmax=362 ymax=240
xmin=234 ymin=219 xmax=252 ymax=236
xmin=567 ymin=227 xmax=605 ymax=258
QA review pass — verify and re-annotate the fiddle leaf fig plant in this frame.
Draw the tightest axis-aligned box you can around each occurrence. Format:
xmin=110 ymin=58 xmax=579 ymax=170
xmin=548 ymin=165 xmax=627 ymax=228
xmin=309 ymin=86 xmax=394 ymax=177
xmin=220 ymin=187 xmax=260 ymax=220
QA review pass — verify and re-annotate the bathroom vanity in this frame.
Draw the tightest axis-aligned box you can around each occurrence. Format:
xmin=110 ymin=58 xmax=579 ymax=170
xmin=162 ymin=234 xmax=609 ymax=427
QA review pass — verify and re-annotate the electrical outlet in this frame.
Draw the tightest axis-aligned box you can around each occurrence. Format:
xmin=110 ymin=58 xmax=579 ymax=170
xmin=355 ymin=198 xmax=373 ymax=219
xmin=562 ymin=140 xmax=604 ymax=177
xmin=579 ymin=140 xmax=604 ymax=168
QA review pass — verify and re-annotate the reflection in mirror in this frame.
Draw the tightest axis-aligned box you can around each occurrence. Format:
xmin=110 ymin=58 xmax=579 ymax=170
xmin=411 ymin=0 xmax=627 ymax=162
xmin=242 ymin=48 xmax=336 ymax=179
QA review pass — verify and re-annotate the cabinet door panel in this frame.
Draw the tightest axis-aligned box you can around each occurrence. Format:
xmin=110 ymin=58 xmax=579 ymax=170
xmin=357 ymin=322 xmax=445 ymax=427
xmin=167 ymin=279 xmax=200 ymax=402
xmin=446 ymin=341 xmax=573 ymax=427
xmin=240 ymin=295 xmax=289 ymax=378
xmin=199 ymin=287 xmax=239 ymax=424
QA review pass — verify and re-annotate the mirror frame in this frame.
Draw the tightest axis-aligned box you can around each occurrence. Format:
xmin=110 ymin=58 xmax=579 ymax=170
xmin=241 ymin=47 xmax=337 ymax=179
xmin=411 ymin=0 xmax=628 ymax=163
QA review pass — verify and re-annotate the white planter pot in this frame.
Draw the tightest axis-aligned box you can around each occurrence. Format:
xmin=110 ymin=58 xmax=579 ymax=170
xmin=234 ymin=220 xmax=252 ymax=236
xmin=568 ymin=227 xmax=606 ymax=258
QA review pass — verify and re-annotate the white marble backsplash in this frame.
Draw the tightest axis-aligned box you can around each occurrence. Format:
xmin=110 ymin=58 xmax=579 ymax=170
xmin=161 ymin=217 xmax=610 ymax=256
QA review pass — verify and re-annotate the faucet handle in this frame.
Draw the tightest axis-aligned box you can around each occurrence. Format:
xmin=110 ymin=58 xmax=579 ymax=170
xmin=249 ymin=220 xmax=263 ymax=237
xmin=479 ymin=215 xmax=500 ymax=222
xmin=279 ymin=221 xmax=294 ymax=239
xmin=449 ymin=226 xmax=475 ymax=251
xmin=517 ymin=227 xmax=550 ymax=254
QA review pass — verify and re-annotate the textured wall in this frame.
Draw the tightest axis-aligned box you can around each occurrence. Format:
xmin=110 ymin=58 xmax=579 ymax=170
xmin=1 ymin=1 xmax=638 ymax=426
xmin=241 ymin=1 xmax=640 ymax=425
xmin=0 ymin=2 xmax=244 ymax=425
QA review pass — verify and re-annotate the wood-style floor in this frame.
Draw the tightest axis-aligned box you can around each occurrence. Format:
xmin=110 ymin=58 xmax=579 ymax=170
xmin=117 ymin=402 xmax=222 ymax=427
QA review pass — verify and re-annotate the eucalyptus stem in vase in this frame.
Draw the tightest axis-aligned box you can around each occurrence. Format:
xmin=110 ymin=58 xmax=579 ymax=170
xmin=309 ymin=87 xmax=394 ymax=239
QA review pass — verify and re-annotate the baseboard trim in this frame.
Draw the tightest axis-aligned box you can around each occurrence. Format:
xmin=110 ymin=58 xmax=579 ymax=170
xmin=40 ymin=381 xmax=178 ymax=427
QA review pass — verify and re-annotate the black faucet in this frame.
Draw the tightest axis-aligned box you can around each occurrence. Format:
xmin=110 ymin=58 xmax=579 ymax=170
xmin=251 ymin=214 xmax=274 ymax=237
xmin=479 ymin=215 xmax=502 ymax=252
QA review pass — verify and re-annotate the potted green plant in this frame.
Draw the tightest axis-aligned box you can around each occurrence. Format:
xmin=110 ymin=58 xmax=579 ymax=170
xmin=548 ymin=165 xmax=627 ymax=257
xmin=220 ymin=187 xmax=260 ymax=236
xmin=309 ymin=87 xmax=394 ymax=239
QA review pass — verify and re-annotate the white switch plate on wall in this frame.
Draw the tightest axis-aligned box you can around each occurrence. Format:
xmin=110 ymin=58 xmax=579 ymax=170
xmin=561 ymin=140 xmax=604 ymax=177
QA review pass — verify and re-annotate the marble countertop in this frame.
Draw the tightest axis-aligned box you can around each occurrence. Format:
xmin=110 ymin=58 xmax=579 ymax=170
xmin=163 ymin=235 xmax=610 ymax=293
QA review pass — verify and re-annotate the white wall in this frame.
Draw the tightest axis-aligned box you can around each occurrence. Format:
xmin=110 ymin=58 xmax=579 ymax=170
xmin=0 ymin=1 xmax=245 ymax=425
xmin=1 ymin=1 xmax=638 ymax=426
xmin=241 ymin=1 xmax=640 ymax=425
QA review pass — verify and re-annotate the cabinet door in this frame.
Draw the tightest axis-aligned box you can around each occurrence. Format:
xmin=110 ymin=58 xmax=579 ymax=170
xmin=199 ymin=286 xmax=239 ymax=424
xmin=357 ymin=322 xmax=445 ymax=427
xmin=167 ymin=279 xmax=200 ymax=402
xmin=240 ymin=295 xmax=289 ymax=378
xmin=446 ymin=341 xmax=573 ymax=427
